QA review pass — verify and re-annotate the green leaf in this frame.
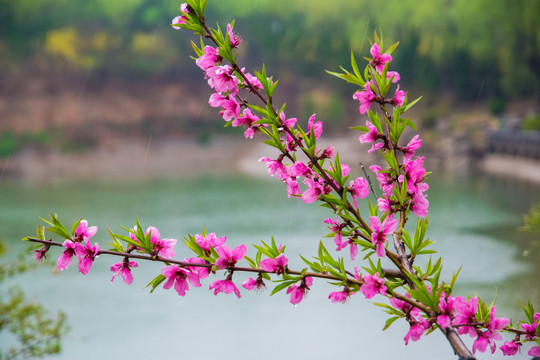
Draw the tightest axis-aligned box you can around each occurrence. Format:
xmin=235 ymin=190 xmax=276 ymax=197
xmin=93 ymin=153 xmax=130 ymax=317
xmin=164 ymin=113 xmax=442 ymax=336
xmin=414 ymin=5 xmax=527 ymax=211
xmin=382 ymin=316 xmax=400 ymax=331
xmin=146 ymin=274 xmax=166 ymax=294
xmin=270 ymin=279 xmax=298 ymax=296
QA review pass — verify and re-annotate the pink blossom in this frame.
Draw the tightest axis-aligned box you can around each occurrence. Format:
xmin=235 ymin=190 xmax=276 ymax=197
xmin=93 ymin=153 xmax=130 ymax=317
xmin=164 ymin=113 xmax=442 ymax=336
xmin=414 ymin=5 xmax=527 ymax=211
xmin=260 ymin=254 xmax=288 ymax=275
xmin=195 ymin=233 xmax=226 ymax=252
xmin=285 ymin=177 xmax=301 ymax=198
xmin=411 ymin=192 xmax=429 ymax=217
xmin=206 ymin=65 xmax=238 ymax=95
xmin=196 ymin=46 xmax=220 ymax=70
xmin=404 ymin=316 xmax=430 ymax=345
xmin=358 ymin=120 xmax=384 ymax=153
xmin=110 ymin=259 xmax=138 ymax=285
xmin=402 ymin=157 xmax=429 ymax=195
xmin=74 ymin=240 xmax=99 ymax=275
xmin=520 ymin=312 xmax=539 ymax=339
xmin=185 ymin=257 xmax=210 ymax=280
xmin=74 ymin=220 xmax=98 ymax=242
xmin=146 ymin=226 xmax=177 ymax=258
xmin=320 ymin=145 xmax=335 ymax=159
xmin=349 ymin=177 xmax=369 ymax=207
xmin=171 ymin=5 xmax=189 ymax=29
xmin=370 ymin=43 xmax=392 ymax=73
xmin=324 ymin=217 xmax=347 ymax=251
xmin=529 ymin=346 xmax=540 ymax=356
xmin=282 ymin=116 xmax=299 ymax=152
xmin=232 ymin=108 xmax=261 ymax=138
xmin=387 ymin=71 xmax=400 ymax=83
xmin=353 ymin=82 xmax=376 ymax=115
xmin=402 ymin=134 xmax=422 ymax=162
xmin=370 ymin=165 xmax=394 ymax=195
xmin=302 ymin=178 xmax=327 ymax=204
xmin=242 ymin=276 xmax=266 ymax=292
xmin=389 ymin=85 xmax=406 ymax=107
xmin=162 ymin=265 xmax=201 ymax=296
xmin=226 ymin=23 xmax=242 ymax=48
xmin=307 ymin=114 xmax=323 ymax=139
xmin=328 ymin=289 xmax=351 ymax=303
xmin=377 ymin=195 xmax=391 ymax=213
xmin=209 ymin=278 xmax=242 ymax=298
xmin=370 ymin=216 xmax=397 ymax=257
xmin=287 ymin=161 xmax=311 ymax=178
xmin=218 ymin=95 xmax=241 ymax=121
xmin=57 ymin=240 xmax=77 ymax=271
xmin=500 ymin=341 xmax=521 ymax=356
xmin=286 ymin=277 xmax=313 ymax=305
xmin=242 ymin=71 xmax=263 ymax=90
xmin=208 ymin=92 xmax=226 ymax=108
xmin=259 ymin=157 xmax=287 ymax=179
xmin=453 ymin=296 xmax=478 ymax=338
xmin=360 ymin=272 xmax=387 ymax=299
xmin=215 ymin=244 xmax=247 ymax=269
xmin=437 ymin=293 xmax=457 ymax=329
xmin=349 ymin=242 xmax=358 ymax=261
xmin=33 ymin=246 xmax=49 ymax=263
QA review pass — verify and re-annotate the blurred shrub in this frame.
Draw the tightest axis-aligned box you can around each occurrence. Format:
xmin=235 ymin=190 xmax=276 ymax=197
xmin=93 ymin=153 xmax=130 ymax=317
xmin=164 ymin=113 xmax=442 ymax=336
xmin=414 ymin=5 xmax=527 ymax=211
xmin=0 ymin=131 xmax=17 ymax=158
xmin=522 ymin=114 xmax=540 ymax=132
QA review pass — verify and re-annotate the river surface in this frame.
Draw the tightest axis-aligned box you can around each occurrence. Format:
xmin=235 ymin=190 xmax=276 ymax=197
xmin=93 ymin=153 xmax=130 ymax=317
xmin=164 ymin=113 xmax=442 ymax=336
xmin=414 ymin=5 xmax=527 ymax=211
xmin=1 ymin=172 xmax=539 ymax=359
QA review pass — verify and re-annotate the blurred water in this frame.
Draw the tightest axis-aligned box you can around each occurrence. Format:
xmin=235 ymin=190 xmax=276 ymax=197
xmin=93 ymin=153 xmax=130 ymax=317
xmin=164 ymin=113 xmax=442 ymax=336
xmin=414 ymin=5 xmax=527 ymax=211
xmin=1 ymin=172 xmax=539 ymax=359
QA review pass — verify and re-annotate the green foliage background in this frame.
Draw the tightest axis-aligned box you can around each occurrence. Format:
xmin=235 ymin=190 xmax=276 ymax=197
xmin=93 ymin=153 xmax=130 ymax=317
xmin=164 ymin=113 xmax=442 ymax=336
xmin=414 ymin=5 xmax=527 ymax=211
xmin=1 ymin=0 xmax=539 ymax=101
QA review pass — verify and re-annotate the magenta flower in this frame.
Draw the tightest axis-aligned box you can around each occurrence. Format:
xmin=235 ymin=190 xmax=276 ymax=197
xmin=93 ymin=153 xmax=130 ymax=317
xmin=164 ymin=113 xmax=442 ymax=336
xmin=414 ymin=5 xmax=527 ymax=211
xmin=359 ymin=121 xmax=383 ymax=153
xmin=215 ymin=244 xmax=247 ymax=269
xmin=242 ymin=274 xmax=266 ymax=293
xmin=302 ymin=177 xmax=328 ymax=204
xmin=411 ymin=192 xmax=429 ymax=217
xmin=57 ymin=240 xmax=77 ymax=271
xmin=401 ymin=134 xmax=422 ymax=162
xmin=404 ymin=315 xmax=430 ymax=345
xmin=259 ymin=157 xmax=287 ymax=179
xmin=359 ymin=272 xmax=387 ymax=299
xmin=389 ymin=85 xmax=406 ymax=107
xmin=196 ymin=46 xmax=220 ymax=70
xmin=171 ymin=5 xmax=189 ymax=29
xmin=185 ymin=257 xmax=210 ymax=280
xmin=242 ymin=71 xmax=263 ymax=90
xmin=370 ymin=165 xmax=394 ymax=195
xmin=307 ymin=113 xmax=323 ymax=140
xmin=520 ymin=312 xmax=539 ymax=339
xmin=74 ymin=240 xmax=99 ymax=275
xmin=74 ymin=220 xmax=98 ymax=242
xmin=287 ymin=161 xmax=311 ymax=178
xmin=453 ymin=296 xmax=478 ymax=338
xmin=209 ymin=278 xmax=242 ymax=298
xmin=370 ymin=216 xmax=398 ymax=257
xmin=328 ymin=289 xmax=352 ymax=304
xmin=33 ymin=246 xmax=49 ymax=263
xmin=387 ymin=71 xmax=400 ymax=83
xmin=195 ymin=232 xmax=226 ymax=252
xmin=206 ymin=65 xmax=238 ymax=95
xmin=370 ymin=42 xmax=392 ymax=73
xmin=226 ymin=23 xmax=242 ymax=48
xmin=260 ymin=253 xmax=288 ymax=275
xmin=529 ymin=346 xmax=540 ymax=356
xmin=286 ymin=277 xmax=313 ymax=305
xmin=402 ymin=157 xmax=428 ymax=195
xmin=285 ymin=177 xmax=301 ymax=198
xmin=349 ymin=177 xmax=369 ymax=207
xmin=353 ymin=82 xmax=376 ymax=115
xmin=377 ymin=195 xmax=391 ymax=213
xmin=162 ymin=265 xmax=201 ymax=296
xmin=218 ymin=95 xmax=241 ymax=121
xmin=437 ymin=293 xmax=457 ymax=329
xmin=146 ymin=226 xmax=177 ymax=258
xmin=324 ymin=217 xmax=347 ymax=251
xmin=349 ymin=241 xmax=358 ymax=261
xmin=232 ymin=108 xmax=261 ymax=139
xmin=500 ymin=341 xmax=521 ymax=356
xmin=110 ymin=259 xmax=138 ymax=285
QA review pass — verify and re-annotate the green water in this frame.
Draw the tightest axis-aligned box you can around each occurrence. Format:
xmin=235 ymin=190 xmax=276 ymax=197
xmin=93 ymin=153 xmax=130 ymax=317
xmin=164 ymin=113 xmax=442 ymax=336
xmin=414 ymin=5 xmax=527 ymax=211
xmin=1 ymin=172 xmax=539 ymax=359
